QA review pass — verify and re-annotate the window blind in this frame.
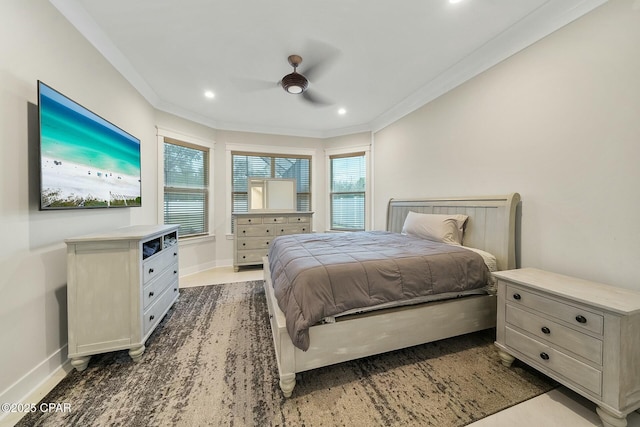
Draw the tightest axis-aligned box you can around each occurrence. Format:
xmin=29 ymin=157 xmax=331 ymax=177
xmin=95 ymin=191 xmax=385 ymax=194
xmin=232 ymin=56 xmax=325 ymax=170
xmin=232 ymin=152 xmax=311 ymax=214
xmin=164 ymin=141 xmax=209 ymax=237
xmin=330 ymin=153 xmax=365 ymax=231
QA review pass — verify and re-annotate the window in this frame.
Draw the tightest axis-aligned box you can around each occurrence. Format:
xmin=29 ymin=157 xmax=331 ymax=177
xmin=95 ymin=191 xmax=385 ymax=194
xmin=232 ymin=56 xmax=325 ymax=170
xmin=330 ymin=152 xmax=365 ymax=231
xmin=164 ymin=138 xmax=209 ymax=237
xmin=231 ymin=152 xmax=311 ymax=213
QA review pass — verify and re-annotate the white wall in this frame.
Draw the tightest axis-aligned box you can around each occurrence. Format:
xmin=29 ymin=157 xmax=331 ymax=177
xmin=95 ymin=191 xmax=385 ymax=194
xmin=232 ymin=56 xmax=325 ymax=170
xmin=373 ymin=0 xmax=640 ymax=290
xmin=0 ymin=0 xmax=159 ymax=409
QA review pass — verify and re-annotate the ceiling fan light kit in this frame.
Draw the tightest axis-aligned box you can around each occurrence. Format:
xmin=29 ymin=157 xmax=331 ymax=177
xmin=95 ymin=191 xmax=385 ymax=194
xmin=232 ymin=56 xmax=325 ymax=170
xmin=282 ymin=72 xmax=308 ymax=94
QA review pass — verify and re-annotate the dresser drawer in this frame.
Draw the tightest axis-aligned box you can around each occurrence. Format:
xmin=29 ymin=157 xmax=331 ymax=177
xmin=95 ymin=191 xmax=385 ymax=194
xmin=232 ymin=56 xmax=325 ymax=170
xmin=236 ymin=216 xmax=263 ymax=225
xmin=237 ymin=225 xmax=275 ymax=237
xmin=237 ymin=237 xmax=272 ymax=250
xmin=506 ymin=305 xmax=603 ymax=365
xmin=237 ymin=250 xmax=267 ymax=264
xmin=505 ymin=284 xmax=604 ymax=335
xmin=288 ymin=215 xmax=310 ymax=224
xmin=277 ymin=225 xmax=310 ymax=235
xmin=505 ymin=327 xmax=602 ymax=396
xmin=143 ymin=282 xmax=178 ymax=336
xmin=143 ymin=247 xmax=178 ymax=284
xmin=143 ymin=261 xmax=178 ymax=310
xmin=262 ymin=215 xmax=287 ymax=224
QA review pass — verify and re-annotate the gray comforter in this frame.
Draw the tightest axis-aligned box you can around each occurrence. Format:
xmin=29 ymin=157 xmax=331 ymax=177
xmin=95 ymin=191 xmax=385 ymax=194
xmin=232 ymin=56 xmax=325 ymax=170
xmin=268 ymin=231 xmax=491 ymax=351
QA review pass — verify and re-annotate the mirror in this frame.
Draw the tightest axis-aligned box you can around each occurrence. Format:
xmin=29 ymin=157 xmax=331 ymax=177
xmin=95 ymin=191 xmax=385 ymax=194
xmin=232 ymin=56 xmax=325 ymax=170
xmin=248 ymin=178 xmax=297 ymax=211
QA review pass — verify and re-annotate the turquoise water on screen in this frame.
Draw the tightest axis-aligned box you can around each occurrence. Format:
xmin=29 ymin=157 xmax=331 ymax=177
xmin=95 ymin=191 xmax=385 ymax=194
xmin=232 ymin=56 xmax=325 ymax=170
xmin=39 ymin=83 xmax=141 ymax=176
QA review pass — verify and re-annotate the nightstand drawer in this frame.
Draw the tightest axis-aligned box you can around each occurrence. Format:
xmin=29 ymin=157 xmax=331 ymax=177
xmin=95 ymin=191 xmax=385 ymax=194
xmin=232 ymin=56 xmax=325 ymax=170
xmin=506 ymin=305 xmax=603 ymax=365
xmin=505 ymin=284 xmax=604 ymax=335
xmin=505 ymin=327 xmax=602 ymax=396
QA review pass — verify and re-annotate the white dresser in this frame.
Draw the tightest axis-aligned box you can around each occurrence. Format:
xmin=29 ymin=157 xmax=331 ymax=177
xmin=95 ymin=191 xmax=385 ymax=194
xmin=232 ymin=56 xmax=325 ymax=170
xmin=494 ymin=268 xmax=640 ymax=427
xmin=233 ymin=211 xmax=313 ymax=271
xmin=65 ymin=225 xmax=180 ymax=371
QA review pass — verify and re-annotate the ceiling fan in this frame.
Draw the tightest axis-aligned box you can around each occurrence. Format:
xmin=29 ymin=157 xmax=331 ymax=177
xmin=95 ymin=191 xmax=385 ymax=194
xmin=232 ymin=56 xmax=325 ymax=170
xmin=280 ymin=54 xmax=330 ymax=106
xmin=233 ymin=41 xmax=340 ymax=107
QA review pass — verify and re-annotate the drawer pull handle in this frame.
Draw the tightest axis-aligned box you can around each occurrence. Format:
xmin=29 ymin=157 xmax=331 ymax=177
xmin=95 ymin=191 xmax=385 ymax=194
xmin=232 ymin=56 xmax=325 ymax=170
xmin=148 ymin=268 xmax=154 ymax=274
xmin=297 ymin=218 xmax=301 ymax=221
xmin=174 ymin=288 xmax=177 ymax=292
xmin=266 ymin=242 xmax=269 ymax=245
xmin=149 ymin=291 xmax=155 ymax=297
xmin=248 ymin=219 xmax=252 ymax=222
xmin=242 ymin=230 xmax=246 ymax=234
xmin=273 ymin=218 xmax=277 ymax=222
xmin=174 ymin=270 xmax=177 ymax=274
xmin=281 ymin=229 xmax=284 ymax=232
xmin=540 ymin=352 xmax=550 ymax=361
xmin=575 ymin=315 xmax=587 ymax=324
xmin=242 ymin=243 xmax=246 ymax=246
xmin=149 ymin=315 xmax=155 ymax=321
xmin=302 ymin=228 xmax=306 ymax=232
xmin=174 ymin=252 xmax=177 ymax=256
xmin=242 ymin=255 xmax=246 ymax=259
xmin=512 ymin=293 xmax=521 ymax=300
xmin=541 ymin=327 xmax=551 ymax=334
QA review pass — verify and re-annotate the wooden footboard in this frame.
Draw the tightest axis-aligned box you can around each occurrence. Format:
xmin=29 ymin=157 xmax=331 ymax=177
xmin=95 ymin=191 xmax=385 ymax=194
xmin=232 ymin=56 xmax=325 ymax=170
xmin=263 ymin=257 xmax=497 ymax=397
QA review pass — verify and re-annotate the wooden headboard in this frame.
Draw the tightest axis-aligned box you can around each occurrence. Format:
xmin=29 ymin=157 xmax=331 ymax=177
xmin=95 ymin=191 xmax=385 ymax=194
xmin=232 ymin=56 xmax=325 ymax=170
xmin=387 ymin=193 xmax=520 ymax=271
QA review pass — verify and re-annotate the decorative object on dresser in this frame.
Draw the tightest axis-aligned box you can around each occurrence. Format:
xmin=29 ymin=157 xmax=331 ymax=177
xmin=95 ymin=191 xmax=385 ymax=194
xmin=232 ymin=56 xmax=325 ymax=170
xmin=494 ymin=268 xmax=640 ymax=427
xmin=65 ymin=225 xmax=180 ymax=372
xmin=232 ymin=211 xmax=313 ymax=271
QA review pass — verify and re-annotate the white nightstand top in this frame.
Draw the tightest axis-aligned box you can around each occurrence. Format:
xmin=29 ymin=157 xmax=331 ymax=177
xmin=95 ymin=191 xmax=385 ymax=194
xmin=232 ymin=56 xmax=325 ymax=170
xmin=493 ymin=268 xmax=640 ymax=315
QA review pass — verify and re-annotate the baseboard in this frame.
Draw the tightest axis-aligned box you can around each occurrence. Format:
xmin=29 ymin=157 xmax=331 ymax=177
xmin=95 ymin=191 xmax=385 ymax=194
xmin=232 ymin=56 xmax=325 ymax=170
xmin=180 ymin=259 xmax=218 ymax=277
xmin=0 ymin=346 xmax=72 ymax=426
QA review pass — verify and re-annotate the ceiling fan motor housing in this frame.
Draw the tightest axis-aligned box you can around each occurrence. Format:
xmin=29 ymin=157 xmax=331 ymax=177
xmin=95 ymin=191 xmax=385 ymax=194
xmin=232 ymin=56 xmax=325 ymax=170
xmin=282 ymin=71 xmax=308 ymax=94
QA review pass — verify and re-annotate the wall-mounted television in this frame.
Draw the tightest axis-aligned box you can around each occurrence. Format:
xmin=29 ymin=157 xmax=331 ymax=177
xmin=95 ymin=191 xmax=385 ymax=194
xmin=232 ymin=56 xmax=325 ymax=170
xmin=38 ymin=81 xmax=141 ymax=209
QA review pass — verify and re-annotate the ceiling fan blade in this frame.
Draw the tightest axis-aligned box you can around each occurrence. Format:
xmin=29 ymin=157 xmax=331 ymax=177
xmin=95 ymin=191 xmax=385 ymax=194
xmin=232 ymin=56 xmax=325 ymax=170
xmin=231 ymin=77 xmax=279 ymax=92
xmin=299 ymin=39 xmax=341 ymax=82
xmin=301 ymin=89 xmax=333 ymax=106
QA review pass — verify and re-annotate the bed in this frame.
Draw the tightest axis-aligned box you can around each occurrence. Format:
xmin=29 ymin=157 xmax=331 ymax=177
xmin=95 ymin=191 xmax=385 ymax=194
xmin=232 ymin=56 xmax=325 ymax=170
xmin=263 ymin=193 xmax=520 ymax=397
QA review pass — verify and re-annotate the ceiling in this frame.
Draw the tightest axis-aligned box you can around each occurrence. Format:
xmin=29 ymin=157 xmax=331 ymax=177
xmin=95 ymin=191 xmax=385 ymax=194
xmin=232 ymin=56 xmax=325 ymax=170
xmin=50 ymin=0 xmax=605 ymax=138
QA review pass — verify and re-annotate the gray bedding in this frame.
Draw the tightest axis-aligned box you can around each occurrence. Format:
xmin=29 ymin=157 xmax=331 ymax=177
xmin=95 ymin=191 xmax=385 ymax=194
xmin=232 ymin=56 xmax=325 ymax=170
xmin=268 ymin=231 xmax=491 ymax=351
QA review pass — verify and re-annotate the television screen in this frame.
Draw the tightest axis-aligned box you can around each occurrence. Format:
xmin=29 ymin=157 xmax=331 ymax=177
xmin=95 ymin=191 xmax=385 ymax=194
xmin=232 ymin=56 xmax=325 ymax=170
xmin=38 ymin=81 xmax=141 ymax=209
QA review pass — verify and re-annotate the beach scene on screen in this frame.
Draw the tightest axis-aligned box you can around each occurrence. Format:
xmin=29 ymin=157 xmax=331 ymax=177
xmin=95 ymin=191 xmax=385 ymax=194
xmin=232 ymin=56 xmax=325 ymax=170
xmin=39 ymin=83 xmax=141 ymax=208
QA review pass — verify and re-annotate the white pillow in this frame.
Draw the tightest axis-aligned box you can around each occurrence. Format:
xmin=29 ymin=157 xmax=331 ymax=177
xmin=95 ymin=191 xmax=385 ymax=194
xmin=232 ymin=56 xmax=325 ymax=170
xmin=401 ymin=212 xmax=469 ymax=245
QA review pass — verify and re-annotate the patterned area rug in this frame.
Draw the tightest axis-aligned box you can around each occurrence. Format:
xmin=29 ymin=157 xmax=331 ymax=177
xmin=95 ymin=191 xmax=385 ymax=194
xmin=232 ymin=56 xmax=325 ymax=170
xmin=18 ymin=281 xmax=557 ymax=427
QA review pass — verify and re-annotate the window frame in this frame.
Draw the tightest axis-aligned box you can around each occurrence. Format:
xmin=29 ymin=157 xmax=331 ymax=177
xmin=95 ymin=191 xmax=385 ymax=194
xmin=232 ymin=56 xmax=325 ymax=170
xmin=225 ymin=143 xmax=317 ymax=237
xmin=157 ymin=128 xmax=215 ymax=242
xmin=325 ymin=144 xmax=371 ymax=232
xmin=230 ymin=150 xmax=312 ymax=215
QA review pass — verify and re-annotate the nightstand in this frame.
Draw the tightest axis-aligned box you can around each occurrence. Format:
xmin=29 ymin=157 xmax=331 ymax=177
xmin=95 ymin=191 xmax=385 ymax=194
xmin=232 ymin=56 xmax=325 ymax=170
xmin=494 ymin=268 xmax=640 ymax=427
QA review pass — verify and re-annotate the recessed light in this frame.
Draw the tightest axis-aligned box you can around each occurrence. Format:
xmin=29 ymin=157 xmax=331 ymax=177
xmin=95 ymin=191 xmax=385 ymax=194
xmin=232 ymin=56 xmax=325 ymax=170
xmin=204 ymin=90 xmax=215 ymax=99
xmin=449 ymin=0 xmax=463 ymax=3
xmin=338 ymin=108 xmax=347 ymax=115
